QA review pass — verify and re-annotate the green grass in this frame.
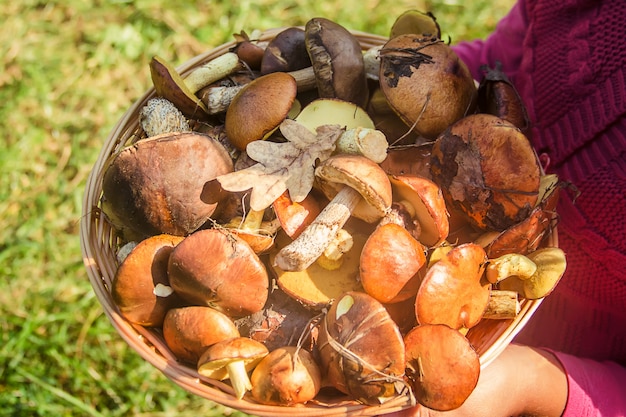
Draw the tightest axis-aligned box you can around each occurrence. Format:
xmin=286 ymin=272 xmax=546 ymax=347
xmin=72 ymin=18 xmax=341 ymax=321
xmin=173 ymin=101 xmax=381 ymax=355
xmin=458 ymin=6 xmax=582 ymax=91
xmin=0 ymin=1 xmax=513 ymax=415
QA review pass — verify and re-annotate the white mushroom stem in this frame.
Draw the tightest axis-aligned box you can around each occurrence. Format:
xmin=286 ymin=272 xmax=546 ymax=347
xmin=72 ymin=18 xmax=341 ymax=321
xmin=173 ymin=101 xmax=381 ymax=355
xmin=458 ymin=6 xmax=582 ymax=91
xmin=274 ymin=186 xmax=361 ymax=271
xmin=482 ymin=290 xmax=520 ymax=319
xmin=183 ymin=52 xmax=243 ymax=93
xmin=226 ymin=359 xmax=253 ymax=400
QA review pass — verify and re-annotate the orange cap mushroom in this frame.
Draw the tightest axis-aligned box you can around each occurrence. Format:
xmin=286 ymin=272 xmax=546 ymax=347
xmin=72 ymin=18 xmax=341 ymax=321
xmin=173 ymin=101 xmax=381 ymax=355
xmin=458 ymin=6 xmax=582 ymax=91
xmin=415 ymin=242 xmax=490 ymax=330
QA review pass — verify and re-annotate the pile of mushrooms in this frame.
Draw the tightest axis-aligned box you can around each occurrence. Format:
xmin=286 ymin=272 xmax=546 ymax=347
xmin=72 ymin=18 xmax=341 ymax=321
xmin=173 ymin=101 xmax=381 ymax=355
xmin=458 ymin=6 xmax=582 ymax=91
xmin=103 ymin=11 xmax=567 ymax=412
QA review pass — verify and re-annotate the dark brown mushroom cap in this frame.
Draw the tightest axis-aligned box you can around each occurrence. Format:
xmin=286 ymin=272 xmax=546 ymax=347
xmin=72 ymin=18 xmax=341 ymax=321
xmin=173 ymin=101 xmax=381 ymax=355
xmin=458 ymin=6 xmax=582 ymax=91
xmin=101 ymin=132 xmax=234 ymax=241
xmin=404 ymin=324 xmax=480 ymax=411
xmin=224 ymin=72 xmax=298 ymax=151
xmin=111 ymin=234 xmax=184 ymax=326
xmin=305 ymin=17 xmax=369 ymax=107
xmin=167 ymin=229 xmax=269 ymax=318
xmin=261 ymin=27 xmax=310 ymax=74
xmin=162 ymin=306 xmax=240 ymax=364
xmin=415 ymin=242 xmax=490 ymax=330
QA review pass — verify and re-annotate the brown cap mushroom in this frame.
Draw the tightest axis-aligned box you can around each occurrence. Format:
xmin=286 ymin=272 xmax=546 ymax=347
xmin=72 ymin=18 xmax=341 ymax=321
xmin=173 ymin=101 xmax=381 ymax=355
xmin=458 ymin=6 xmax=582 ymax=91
xmin=274 ymin=154 xmax=392 ymax=271
xmin=149 ymin=53 xmax=241 ymax=119
xmin=224 ymin=72 xmax=298 ymax=151
xmin=318 ymin=291 xmax=406 ymax=404
xmin=250 ymin=346 xmax=322 ymax=406
xmin=360 ymin=222 xmax=427 ymax=304
xmin=389 ymin=174 xmax=450 ymax=247
xmin=167 ymin=229 xmax=269 ymax=318
xmin=111 ymin=234 xmax=184 ymax=326
xmin=379 ymin=34 xmax=476 ymax=139
xmin=404 ymin=324 xmax=480 ymax=411
xmin=197 ymin=337 xmax=269 ymax=399
xmin=261 ymin=27 xmax=311 ymax=74
xmin=162 ymin=306 xmax=240 ymax=364
xmin=100 ymin=132 xmax=234 ymax=241
xmin=429 ymin=113 xmax=541 ymax=231
xmin=304 ymin=17 xmax=369 ymax=107
xmin=415 ymin=242 xmax=490 ymax=330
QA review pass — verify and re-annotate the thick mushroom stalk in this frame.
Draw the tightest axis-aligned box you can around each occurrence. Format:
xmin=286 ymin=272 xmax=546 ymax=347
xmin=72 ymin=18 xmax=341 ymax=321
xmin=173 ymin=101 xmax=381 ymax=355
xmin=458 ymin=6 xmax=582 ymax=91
xmin=274 ymin=154 xmax=392 ymax=271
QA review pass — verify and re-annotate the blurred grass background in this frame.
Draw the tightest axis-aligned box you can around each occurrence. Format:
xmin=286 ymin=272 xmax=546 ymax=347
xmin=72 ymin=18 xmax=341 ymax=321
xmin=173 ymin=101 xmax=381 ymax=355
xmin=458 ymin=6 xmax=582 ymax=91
xmin=0 ymin=0 xmax=513 ymax=415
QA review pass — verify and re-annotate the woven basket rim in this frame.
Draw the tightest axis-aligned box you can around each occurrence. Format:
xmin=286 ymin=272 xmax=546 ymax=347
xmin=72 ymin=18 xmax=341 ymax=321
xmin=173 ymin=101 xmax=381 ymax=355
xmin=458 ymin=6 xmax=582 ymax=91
xmin=79 ymin=27 xmax=556 ymax=416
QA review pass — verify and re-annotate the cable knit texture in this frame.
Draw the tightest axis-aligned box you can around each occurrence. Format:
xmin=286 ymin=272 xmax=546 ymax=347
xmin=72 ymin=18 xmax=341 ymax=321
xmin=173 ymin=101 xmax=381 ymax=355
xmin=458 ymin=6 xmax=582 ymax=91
xmin=453 ymin=0 xmax=626 ymax=415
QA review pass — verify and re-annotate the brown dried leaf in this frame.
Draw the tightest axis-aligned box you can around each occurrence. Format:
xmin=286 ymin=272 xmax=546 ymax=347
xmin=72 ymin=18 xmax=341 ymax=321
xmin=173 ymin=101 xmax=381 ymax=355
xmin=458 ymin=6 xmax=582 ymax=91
xmin=217 ymin=119 xmax=343 ymax=211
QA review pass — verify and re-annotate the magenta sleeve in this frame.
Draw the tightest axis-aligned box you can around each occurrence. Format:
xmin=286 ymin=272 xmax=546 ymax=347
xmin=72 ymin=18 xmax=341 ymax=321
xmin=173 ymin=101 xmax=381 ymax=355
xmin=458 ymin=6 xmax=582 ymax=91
xmin=451 ymin=0 xmax=529 ymax=81
xmin=552 ymin=351 xmax=626 ymax=416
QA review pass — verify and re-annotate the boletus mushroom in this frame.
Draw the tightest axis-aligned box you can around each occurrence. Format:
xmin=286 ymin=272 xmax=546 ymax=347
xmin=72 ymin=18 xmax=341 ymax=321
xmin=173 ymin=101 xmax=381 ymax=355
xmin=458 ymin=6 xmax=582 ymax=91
xmin=304 ymin=17 xmax=369 ymax=107
xmin=167 ymin=228 xmax=269 ymax=318
xmin=318 ymin=291 xmax=406 ymax=405
xmin=111 ymin=234 xmax=184 ymax=327
xmin=224 ymin=71 xmax=298 ymax=151
xmin=150 ymin=53 xmax=242 ymax=119
xmin=430 ymin=113 xmax=542 ymax=231
xmin=101 ymin=132 xmax=234 ymax=241
xmin=274 ymin=154 xmax=392 ymax=271
xmin=197 ymin=336 xmax=269 ymax=400
xmin=404 ymin=323 xmax=480 ymax=411
xmin=162 ymin=305 xmax=240 ymax=364
xmin=360 ymin=223 xmax=427 ymax=304
xmin=379 ymin=34 xmax=476 ymax=139
xmin=250 ymin=346 xmax=322 ymax=406
xmin=415 ymin=242 xmax=490 ymax=330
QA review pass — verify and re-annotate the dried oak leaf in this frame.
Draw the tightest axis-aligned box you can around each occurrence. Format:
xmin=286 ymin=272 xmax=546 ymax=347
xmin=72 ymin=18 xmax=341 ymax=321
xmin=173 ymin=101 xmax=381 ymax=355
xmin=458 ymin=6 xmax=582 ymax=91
xmin=217 ymin=119 xmax=344 ymax=211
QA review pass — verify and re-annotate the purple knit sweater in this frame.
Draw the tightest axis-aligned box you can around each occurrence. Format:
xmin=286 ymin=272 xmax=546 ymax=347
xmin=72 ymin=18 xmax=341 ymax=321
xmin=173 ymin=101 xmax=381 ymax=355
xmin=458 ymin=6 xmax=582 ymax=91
xmin=452 ymin=0 xmax=626 ymax=415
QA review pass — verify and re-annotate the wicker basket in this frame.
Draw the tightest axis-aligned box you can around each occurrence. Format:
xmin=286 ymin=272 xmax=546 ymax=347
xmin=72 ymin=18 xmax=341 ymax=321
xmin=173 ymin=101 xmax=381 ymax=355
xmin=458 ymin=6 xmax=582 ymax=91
xmin=80 ymin=28 xmax=556 ymax=416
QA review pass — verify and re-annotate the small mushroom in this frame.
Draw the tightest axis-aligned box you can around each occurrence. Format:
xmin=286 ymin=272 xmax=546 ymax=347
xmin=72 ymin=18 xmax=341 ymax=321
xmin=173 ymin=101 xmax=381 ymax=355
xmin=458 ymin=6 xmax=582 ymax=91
xmin=250 ymin=346 xmax=322 ymax=406
xmin=167 ymin=228 xmax=269 ymax=318
xmin=197 ymin=337 xmax=269 ymax=399
xmin=274 ymin=154 xmax=392 ymax=271
xmin=150 ymin=53 xmax=242 ymax=119
xmin=415 ymin=242 xmax=490 ymax=330
xmin=272 ymin=190 xmax=323 ymax=239
xmin=485 ymin=252 xmax=537 ymax=284
xmin=360 ymin=222 xmax=427 ymax=304
xmin=111 ymin=234 xmax=184 ymax=326
xmin=389 ymin=174 xmax=450 ymax=247
xmin=498 ymin=247 xmax=567 ymax=299
xmin=304 ymin=17 xmax=369 ymax=107
xmin=224 ymin=72 xmax=298 ymax=151
xmin=261 ymin=27 xmax=311 ymax=74
xmin=162 ymin=306 xmax=240 ymax=364
xmin=389 ymin=9 xmax=441 ymax=39
xmin=404 ymin=324 xmax=480 ymax=411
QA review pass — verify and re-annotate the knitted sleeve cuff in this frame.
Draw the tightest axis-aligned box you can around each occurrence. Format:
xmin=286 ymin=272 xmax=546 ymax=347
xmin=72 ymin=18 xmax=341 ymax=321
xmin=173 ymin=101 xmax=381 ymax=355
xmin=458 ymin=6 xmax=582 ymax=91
xmin=548 ymin=349 xmax=626 ymax=417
